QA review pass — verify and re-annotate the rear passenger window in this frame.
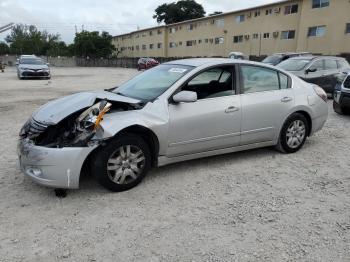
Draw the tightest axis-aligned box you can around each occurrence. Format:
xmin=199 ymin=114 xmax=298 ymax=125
xmin=279 ymin=73 xmax=289 ymax=89
xmin=241 ymin=65 xmax=280 ymax=93
xmin=337 ymin=59 xmax=349 ymax=69
xmin=325 ymin=59 xmax=338 ymax=70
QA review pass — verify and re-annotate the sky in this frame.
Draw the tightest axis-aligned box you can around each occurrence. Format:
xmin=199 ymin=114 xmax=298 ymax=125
xmin=0 ymin=0 xmax=277 ymax=43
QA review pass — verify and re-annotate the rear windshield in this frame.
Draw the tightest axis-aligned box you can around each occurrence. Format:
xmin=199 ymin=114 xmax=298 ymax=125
xmin=262 ymin=55 xmax=282 ymax=65
xmin=278 ymin=59 xmax=312 ymax=71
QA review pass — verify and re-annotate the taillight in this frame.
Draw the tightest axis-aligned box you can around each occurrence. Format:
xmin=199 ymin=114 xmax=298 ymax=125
xmin=313 ymin=85 xmax=327 ymax=102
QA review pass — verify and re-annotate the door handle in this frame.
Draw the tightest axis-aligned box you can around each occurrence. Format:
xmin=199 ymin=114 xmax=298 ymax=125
xmin=225 ymin=106 xmax=239 ymax=113
xmin=281 ymin=97 xmax=293 ymax=103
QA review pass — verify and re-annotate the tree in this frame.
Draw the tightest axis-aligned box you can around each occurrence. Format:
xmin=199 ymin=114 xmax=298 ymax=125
xmin=153 ymin=0 xmax=205 ymax=24
xmin=73 ymin=31 xmax=116 ymax=58
xmin=5 ymin=24 xmax=62 ymax=55
xmin=0 ymin=42 xmax=10 ymax=55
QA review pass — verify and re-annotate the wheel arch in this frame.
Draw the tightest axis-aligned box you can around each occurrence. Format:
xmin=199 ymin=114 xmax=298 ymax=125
xmin=282 ymin=110 xmax=312 ymax=137
xmin=113 ymin=125 xmax=160 ymax=167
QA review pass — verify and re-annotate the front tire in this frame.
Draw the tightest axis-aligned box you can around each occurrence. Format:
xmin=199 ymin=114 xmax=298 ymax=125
xmin=276 ymin=113 xmax=309 ymax=153
xmin=333 ymin=100 xmax=344 ymax=115
xmin=92 ymin=134 xmax=151 ymax=192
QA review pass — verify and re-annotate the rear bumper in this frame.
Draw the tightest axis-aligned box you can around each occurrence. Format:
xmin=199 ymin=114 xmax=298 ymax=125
xmin=17 ymin=139 xmax=96 ymax=189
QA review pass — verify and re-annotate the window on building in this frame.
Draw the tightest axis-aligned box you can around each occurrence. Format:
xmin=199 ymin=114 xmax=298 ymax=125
xmin=266 ymin=9 xmax=272 ymax=15
xmin=186 ymin=40 xmax=193 ymax=46
xmin=149 ymin=44 xmax=154 ymax=49
xmin=312 ymin=0 xmax=329 ymax=8
xmin=285 ymin=4 xmax=298 ymax=14
xmin=142 ymin=32 xmax=146 ymax=37
xmin=179 ymin=41 xmax=182 ymax=46
xmin=346 ymin=23 xmax=350 ymax=34
xmin=187 ymin=24 xmax=194 ymax=31
xmin=235 ymin=14 xmax=245 ymax=23
xmin=198 ymin=39 xmax=202 ymax=44
xmin=142 ymin=45 xmax=146 ymax=50
xmin=205 ymin=39 xmax=209 ymax=43
xmin=135 ymin=34 xmax=139 ymax=38
xmin=254 ymin=10 xmax=260 ymax=17
xmin=263 ymin=33 xmax=270 ymax=38
xmin=215 ymin=37 xmax=224 ymax=44
xmin=241 ymin=65 xmax=280 ymax=93
xmin=157 ymin=43 xmax=162 ymax=49
xmin=169 ymin=42 xmax=176 ymax=48
xmin=135 ymin=45 xmax=139 ymax=50
xmin=215 ymin=19 xmax=225 ymax=27
xmin=233 ymin=35 xmax=243 ymax=43
xmin=281 ymin=30 xmax=296 ymax=39
xmin=209 ymin=38 xmax=214 ymax=43
xmin=149 ymin=31 xmax=153 ymax=36
xmin=308 ymin=25 xmax=326 ymax=37
xmin=169 ymin=28 xmax=176 ymax=33
xmin=157 ymin=29 xmax=162 ymax=35
xmin=253 ymin=33 xmax=259 ymax=39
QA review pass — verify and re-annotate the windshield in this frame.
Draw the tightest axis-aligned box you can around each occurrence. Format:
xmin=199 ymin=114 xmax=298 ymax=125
xmin=20 ymin=58 xmax=45 ymax=65
xmin=278 ymin=59 xmax=312 ymax=71
xmin=262 ymin=55 xmax=282 ymax=65
xmin=114 ymin=64 xmax=193 ymax=101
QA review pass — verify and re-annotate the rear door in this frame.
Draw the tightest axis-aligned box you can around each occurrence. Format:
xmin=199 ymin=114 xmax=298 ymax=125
xmin=239 ymin=65 xmax=294 ymax=145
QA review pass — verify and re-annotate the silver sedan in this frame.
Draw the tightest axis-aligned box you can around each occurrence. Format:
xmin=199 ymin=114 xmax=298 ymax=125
xmin=18 ymin=58 xmax=328 ymax=191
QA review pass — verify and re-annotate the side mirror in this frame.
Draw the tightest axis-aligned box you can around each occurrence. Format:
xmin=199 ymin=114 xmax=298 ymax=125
xmin=173 ymin=91 xmax=197 ymax=103
xmin=15 ymin=62 xmax=19 ymax=66
xmin=305 ymin=68 xmax=317 ymax=74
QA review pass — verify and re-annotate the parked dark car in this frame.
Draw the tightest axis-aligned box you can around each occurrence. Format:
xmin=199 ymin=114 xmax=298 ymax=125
xmin=137 ymin=57 xmax=159 ymax=71
xmin=333 ymin=70 xmax=350 ymax=114
xmin=262 ymin=52 xmax=311 ymax=66
xmin=278 ymin=56 xmax=350 ymax=95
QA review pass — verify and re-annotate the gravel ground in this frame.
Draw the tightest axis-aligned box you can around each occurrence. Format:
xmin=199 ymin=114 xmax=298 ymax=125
xmin=0 ymin=66 xmax=349 ymax=262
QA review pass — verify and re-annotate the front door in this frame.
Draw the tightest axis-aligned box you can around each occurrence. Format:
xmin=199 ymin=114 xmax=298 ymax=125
xmin=167 ymin=66 xmax=241 ymax=157
xmin=239 ymin=65 xmax=295 ymax=145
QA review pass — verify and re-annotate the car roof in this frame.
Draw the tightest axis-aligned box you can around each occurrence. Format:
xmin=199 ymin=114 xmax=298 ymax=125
xmin=164 ymin=58 xmax=279 ymax=68
xmin=287 ymin=55 xmax=344 ymax=61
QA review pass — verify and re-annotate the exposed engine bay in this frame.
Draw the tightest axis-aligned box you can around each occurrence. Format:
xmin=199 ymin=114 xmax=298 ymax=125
xmin=19 ymin=99 xmax=144 ymax=148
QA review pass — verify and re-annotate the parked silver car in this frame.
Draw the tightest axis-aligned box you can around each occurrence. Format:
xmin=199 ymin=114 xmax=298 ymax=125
xmin=17 ymin=56 xmax=51 ymax=79
xmin=18 ymin=58 xmax=328 ymax=192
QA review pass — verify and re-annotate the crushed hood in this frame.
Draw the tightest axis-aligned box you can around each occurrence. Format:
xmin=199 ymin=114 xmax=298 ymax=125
xmin=33 ymin=91 xmax=141 ymax=125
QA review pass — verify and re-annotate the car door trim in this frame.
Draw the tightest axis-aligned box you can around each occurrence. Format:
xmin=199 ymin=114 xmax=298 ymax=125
xmin=168 ymin=131 xmax=241 ymax=147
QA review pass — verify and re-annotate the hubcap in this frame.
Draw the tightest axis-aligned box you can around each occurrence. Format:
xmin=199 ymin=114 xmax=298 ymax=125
xmin=107 ymin=145 xmax=145 ymax=185
xmin=286 ymin=120 xmax=306 ymax=149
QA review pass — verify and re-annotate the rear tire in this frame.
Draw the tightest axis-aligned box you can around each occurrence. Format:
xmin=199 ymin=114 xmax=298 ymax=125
xmin=276 ymin=113 xmax=309 ymax=154
xmin=92 ymin=134 xmax=151 ymax=192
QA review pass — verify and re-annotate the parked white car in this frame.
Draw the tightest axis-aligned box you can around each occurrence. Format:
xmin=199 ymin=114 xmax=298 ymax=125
xmin=18 ymin=58 xmax=328 ymax=192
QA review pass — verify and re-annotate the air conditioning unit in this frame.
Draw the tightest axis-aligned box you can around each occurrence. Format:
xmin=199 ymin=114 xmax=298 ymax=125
xmin=245 ymin=34 xmax=250 ymax=40
xmin=273 ymin=31 xmax=279 ymax=38
xmin=274 ymin=7 xmax=281 ymax=13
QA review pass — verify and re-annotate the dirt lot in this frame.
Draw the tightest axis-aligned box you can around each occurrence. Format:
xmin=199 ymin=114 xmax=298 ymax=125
xmin=0 ymin=66 xmax=349 ymax=262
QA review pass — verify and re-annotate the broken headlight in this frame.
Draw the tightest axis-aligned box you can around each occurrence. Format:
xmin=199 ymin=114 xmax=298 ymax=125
xmin=76 ymin=100 xmax=112 ymax=132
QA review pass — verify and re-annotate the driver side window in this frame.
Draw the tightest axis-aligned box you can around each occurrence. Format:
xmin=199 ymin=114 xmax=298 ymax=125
xmin=183 ymin=66 xmax=234 ymax=100
xmin=309 ymin=60 xmax=324 ymax=71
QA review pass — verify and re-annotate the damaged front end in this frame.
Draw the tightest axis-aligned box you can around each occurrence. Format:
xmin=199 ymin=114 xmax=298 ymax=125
xmin=20 ymin=99 xmax=141 ymax=148
xmin=18 ymin=92 xmax=144 ymax=189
